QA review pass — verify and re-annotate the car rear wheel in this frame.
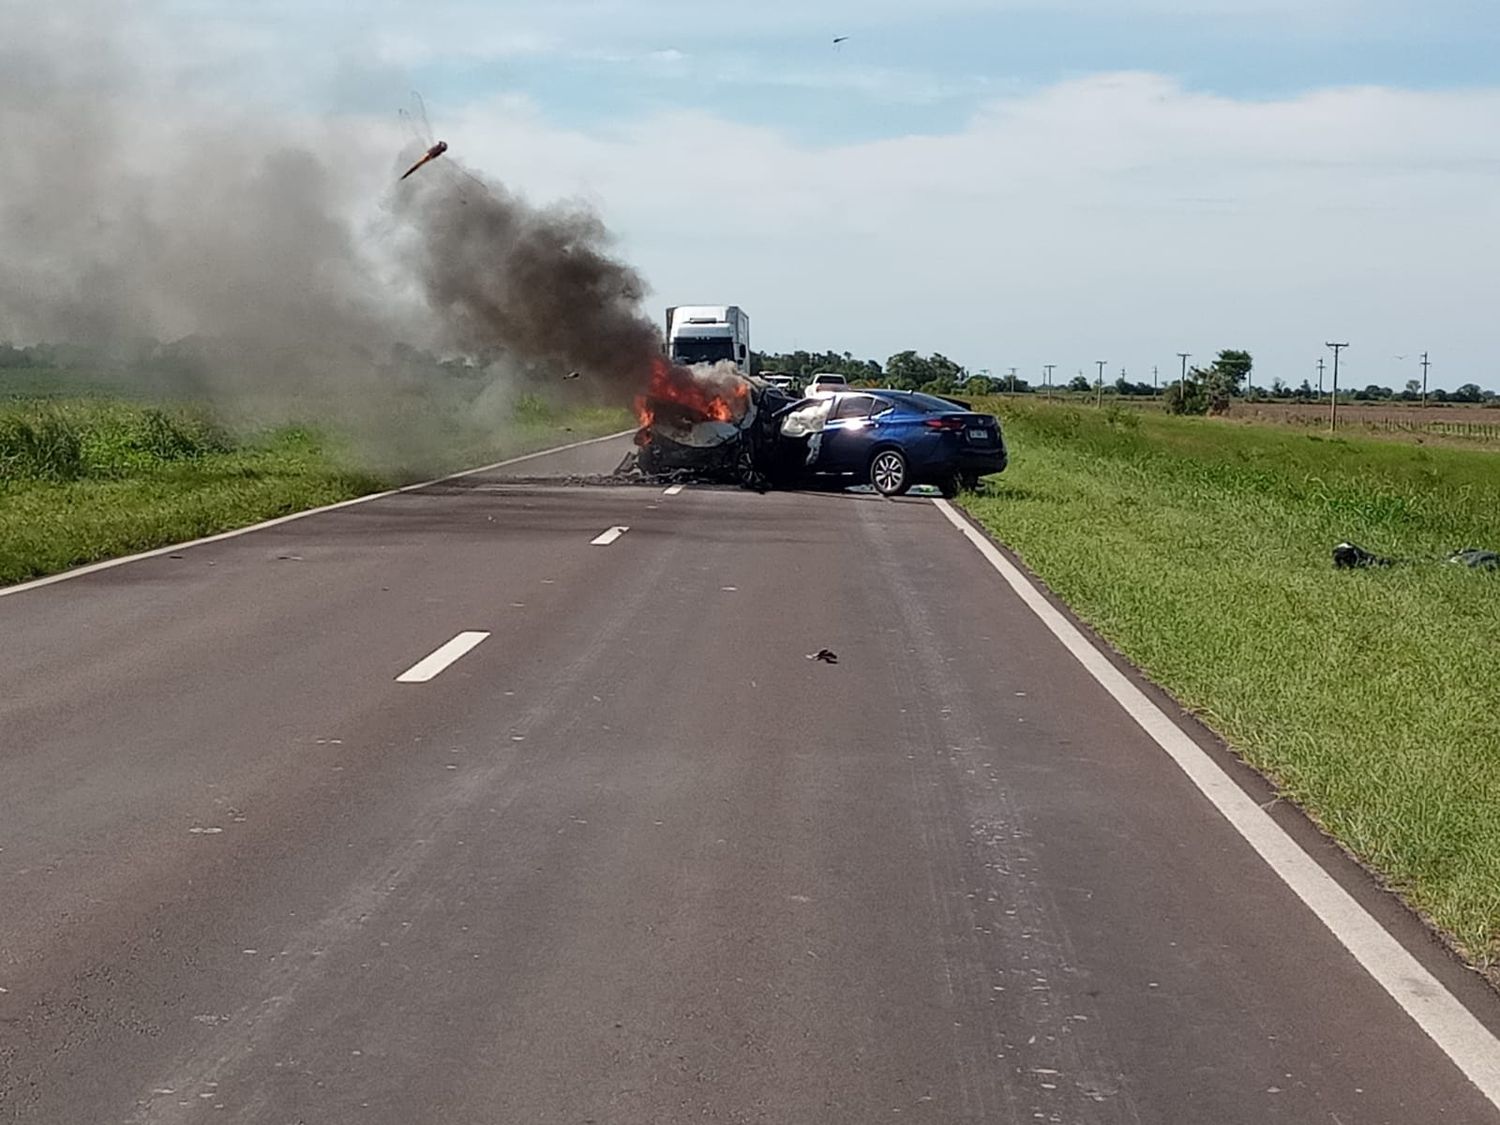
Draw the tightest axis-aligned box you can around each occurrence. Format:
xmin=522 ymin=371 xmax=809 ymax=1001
xmin=870 ymin=449 xmax=910 ymax=496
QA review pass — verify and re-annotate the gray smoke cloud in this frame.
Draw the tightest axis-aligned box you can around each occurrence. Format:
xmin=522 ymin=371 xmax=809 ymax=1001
xmin=0 ymin=4 xmax=668 ymax=472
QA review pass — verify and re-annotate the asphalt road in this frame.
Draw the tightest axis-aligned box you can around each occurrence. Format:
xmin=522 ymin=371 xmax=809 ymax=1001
xmin=2 ymin=433 xmax=1498 ymax=1123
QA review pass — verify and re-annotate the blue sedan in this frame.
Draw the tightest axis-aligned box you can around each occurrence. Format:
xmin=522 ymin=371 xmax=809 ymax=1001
xmin=753 ymin=389 xmax=1008 ymax=496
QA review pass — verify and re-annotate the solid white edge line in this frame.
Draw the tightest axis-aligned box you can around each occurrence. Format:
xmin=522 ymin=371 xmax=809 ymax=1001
xmin=590 ymin=526 xmax=629 ymax=546
xmin=663 ymin=484 xmax=685 ymax=496
xmin=932 ymin=498 xmax=1500 ymax=1108
xmin=0 ymin=430 xmax=636 ymax=600
xmin=395 ymin=630 xmax=491 ymax=683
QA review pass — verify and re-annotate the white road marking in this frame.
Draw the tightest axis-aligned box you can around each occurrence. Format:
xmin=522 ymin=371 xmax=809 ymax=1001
xmin=663 ymin=484 xmax=685 ymax=496
xmin=590 ymin=526 xmax=629 ymax=546
xmin=0 ymin=430 xmax=635 ymax=600
xmin=396 ymin=631 xmax=490 ymax=684
xmin=933 ymin=498 xmax=1500 ymax=1110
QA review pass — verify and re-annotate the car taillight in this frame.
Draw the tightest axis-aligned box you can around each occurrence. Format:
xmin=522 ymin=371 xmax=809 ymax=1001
xmin=923 ymin=416 xmax=966 ymax=431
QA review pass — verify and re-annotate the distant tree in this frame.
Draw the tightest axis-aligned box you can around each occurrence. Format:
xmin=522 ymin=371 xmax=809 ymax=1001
xmin=926 ymin=353 xmax=967 ymax=386
xmin=1067 ymin=374 xmax=1092 ymax=393
xmin=1297 ymin=379 xmax=1314 ymax=399
xmin=1203 ymin=349 xmax=1252 ymax=400
xmin=755 ymin=349 xmax=883 ymax=383
xmin=884 ymin=351 xmax=968 ymax=391
xmin=1402 ymin=379 xmax=1422 ymax=401
xmin=1164 ymin=377 xmax=1208 ymax=415
xmin=1452 ymin=382 xmax=1484 ymax=403
xmin=0 ymin=343 xmax=42 ymax=369
xmin=884 ymin=350 xmax=929 ymax=390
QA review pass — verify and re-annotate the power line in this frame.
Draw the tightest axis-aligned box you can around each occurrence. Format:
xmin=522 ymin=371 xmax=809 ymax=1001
xmin=1325 ymin=342 xmax=1349 ymax=432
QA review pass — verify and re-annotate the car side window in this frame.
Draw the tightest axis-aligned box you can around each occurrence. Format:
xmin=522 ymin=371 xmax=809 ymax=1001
xmin=869 ymin=397 xmax=896 ymax=416
xmin=832 ymin=394 xmax=876 ymax=420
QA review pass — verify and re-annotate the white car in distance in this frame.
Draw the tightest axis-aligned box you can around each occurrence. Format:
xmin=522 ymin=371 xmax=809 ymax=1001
xmin=804 ymin=373 xmax=848 ymax=398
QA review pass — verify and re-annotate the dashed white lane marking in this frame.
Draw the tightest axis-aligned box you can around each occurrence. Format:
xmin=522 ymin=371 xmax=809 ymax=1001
xmin=590 ymin=526 xmax=630 ymax=546
xmin=933 ymin=498 xmax=1500 ymax=1109
xmin=663 ymin=484 xmax=685 ymax=496
xmin=395 ymin=631 xmax=491 ymax=683
xmin=0 ymin=430 xmax=635 ymax=600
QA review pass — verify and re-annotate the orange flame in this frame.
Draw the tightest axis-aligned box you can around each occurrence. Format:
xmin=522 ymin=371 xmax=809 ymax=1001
xmin=633 ymin=356 xmax=749 ymax=431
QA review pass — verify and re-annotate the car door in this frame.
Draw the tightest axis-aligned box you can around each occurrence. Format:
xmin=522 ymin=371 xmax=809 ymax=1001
xmin=816 ymin=394 xmax=882 ymax=474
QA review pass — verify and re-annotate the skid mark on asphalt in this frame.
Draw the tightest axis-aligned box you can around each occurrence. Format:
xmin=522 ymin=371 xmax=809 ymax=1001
xmin=856 ymin=500 xmax=1140 ymax=1124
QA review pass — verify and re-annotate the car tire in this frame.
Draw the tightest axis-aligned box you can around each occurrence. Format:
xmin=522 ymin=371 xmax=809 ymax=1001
xmin=870 ymin=449 xmax=910 ymax=496
xmin=736 ymin=444 xmax=768 ymax=492
xmin=938 ymin=473 xmax=961 ymax=499
xmin=959 ymin=472 xmax=983 ymax=493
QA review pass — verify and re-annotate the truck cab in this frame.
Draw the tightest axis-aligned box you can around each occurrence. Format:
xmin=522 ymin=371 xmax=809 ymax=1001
xmin=666 ymin=305 xmax=751 ymax=376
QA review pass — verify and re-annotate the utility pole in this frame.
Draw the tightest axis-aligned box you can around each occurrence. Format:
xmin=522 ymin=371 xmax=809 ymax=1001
xmin=1326 ymin=342 xmax=1349 ymax=432
xmin=1096 ymin=361 xmax=1106 ymax=408
xmin=1421 ymin=351 xmax=1430 ymax=409
xmin=1153 ymin=365 xmax=1159 ymax=395
xmin=1008 ymin=366 xmax=1017 ymax=394
xmin=1044 ymin=364 xmax=1056 ymax=402
xmin=1317 ymin=357 xmax=1325 ymax=398
xmin=1177 ymin=352 xmax=1191 ymax=398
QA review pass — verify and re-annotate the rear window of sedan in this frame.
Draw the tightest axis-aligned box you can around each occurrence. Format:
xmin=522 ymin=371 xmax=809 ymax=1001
xmin=887 ymin=392 xmax=969 ymax=413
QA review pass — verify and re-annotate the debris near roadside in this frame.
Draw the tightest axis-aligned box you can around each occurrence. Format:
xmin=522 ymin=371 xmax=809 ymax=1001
xmin=1447 ymin=548 xmax=1500 ymax=571
xmin=1333 ymin=542 xmax=1398 ymax=569
xmin=1333 ymin=541 xmax=1500 ymax=571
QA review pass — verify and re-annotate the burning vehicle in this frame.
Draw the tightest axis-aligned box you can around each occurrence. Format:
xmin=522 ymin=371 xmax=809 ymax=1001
xmin=632 ymin=357 xmax=796 ymax=483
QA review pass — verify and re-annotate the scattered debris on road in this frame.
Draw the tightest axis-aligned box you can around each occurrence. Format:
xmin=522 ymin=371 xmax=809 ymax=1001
xmin=806 ymin=648 xmax=839 ymax=665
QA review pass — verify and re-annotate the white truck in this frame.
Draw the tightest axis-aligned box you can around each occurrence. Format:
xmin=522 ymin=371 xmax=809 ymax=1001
xmin=665 ymin=305 xmax=751 ymax=376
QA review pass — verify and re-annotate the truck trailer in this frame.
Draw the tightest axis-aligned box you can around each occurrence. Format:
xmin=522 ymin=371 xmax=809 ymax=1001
xmin=664 ymin=305 xmax=751 ymax=376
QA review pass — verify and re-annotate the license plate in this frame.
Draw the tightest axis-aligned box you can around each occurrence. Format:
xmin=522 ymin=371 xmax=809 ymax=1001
xmin=967 ymin=428 xmax=989 ymax=441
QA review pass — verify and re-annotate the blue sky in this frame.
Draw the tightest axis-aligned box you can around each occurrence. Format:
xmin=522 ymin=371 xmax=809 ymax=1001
xmin=45 ymin=2 xmax=1500 ymax=388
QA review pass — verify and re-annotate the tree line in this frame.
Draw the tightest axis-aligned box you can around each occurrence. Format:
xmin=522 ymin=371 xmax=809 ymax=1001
xmin=752 ymin=347 xmax=1497 ymax=410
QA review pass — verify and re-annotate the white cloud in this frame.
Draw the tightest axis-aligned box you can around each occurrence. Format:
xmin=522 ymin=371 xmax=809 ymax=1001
xmin=445 ymin=74 xmax=1500 ymax=387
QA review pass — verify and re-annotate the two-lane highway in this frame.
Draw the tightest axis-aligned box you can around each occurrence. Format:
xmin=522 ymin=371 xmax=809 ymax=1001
xmin=3 ymin=434 xmax=1498 ymax=1123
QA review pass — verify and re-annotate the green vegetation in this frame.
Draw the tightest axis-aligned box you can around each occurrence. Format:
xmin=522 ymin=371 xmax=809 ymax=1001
xmin=0 ymin=395 xmax=631 ymax=586
xmin=959 ymin=399 xmax=1500 ymax=970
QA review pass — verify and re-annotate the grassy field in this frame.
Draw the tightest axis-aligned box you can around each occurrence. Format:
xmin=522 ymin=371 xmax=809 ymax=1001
xmin=0 ymin=394 xmax=631 ymax=587
xmin=959 ymin=398 xmax=1500 ymax=972
xmin=1237 ymin=401 xmax=1500 ymax=447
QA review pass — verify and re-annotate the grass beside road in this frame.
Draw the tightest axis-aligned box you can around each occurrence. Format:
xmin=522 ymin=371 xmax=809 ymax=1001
xmin=960 ymin=399 xmax=1500 ymax=971
xmin=0 ymin=396 xmax=631 ymax=587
